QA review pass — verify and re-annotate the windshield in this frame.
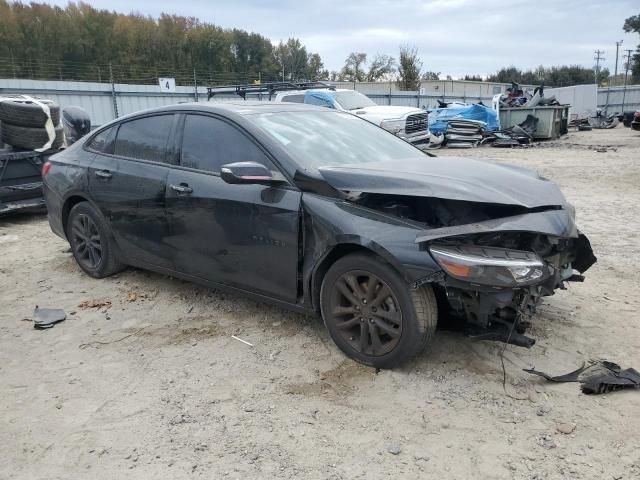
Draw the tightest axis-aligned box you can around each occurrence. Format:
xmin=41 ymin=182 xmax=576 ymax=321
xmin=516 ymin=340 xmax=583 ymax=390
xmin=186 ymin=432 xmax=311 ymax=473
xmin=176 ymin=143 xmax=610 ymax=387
xmin=333 ymin=91 xmax=377 ymax=110
xmin=249 ymin=111 xmax=423 ymax=172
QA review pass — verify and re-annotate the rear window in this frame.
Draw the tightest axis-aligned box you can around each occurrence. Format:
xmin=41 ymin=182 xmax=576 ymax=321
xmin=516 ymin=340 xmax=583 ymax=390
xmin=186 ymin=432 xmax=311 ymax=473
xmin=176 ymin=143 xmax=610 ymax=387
xmin=113 ymin=115 xmax=174 ymax=163
xmin=280 ymin=94 xmax=304 ymax=103
xmin=87 ymin=126 xmax=116 ymax=154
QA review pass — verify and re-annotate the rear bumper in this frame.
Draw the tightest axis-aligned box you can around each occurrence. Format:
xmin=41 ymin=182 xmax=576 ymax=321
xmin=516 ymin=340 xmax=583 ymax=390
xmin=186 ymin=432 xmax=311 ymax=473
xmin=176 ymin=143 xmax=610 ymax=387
xmin=0 ymin=181 xmax=44 ymax=216
xmin=42 ymin=182 xmax=66 ymax=238
xmin=0 ymin=196 xmax=46 ymax=216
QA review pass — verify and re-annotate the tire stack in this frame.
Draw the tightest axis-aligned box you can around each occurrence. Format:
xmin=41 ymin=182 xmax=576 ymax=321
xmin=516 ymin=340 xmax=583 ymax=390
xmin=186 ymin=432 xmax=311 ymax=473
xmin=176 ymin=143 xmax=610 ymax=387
xmin=0 ymin=98 xmax=64 ymax=150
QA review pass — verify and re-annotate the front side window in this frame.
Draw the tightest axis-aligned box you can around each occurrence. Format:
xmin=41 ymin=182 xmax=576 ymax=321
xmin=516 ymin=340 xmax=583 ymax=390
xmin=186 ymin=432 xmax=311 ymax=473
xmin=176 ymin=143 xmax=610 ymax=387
xmin=333 ymin=91 xmax=376 ymax=110
xmin=113 ymin=115 xmax=174 ymax=163
xmin=181 ymin=114 xmax=273 ymax=174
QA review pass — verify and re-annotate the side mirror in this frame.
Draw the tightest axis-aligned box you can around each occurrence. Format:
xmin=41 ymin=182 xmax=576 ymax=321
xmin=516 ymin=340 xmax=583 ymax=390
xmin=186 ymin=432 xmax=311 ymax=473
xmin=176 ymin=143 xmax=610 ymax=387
xmin=220 ymin=162 xmax=274 ymax=185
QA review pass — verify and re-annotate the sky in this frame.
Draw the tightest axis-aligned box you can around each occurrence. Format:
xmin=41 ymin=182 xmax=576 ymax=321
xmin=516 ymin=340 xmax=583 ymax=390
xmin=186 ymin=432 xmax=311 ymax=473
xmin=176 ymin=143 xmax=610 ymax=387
xmin=50 ymin=0 xmax=639 ymax=78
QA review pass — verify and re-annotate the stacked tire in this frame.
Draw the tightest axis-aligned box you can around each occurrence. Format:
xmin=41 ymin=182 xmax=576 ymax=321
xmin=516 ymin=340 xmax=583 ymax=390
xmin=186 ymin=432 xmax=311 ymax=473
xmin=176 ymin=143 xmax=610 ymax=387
xmin=0 ymin=98 xmax=64 ymax=150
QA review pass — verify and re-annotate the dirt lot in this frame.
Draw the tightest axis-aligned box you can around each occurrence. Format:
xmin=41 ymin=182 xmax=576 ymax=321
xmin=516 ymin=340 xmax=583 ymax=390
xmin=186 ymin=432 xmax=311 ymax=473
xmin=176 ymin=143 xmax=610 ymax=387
xmin=1 ymin=127 xmax=639 ymax=479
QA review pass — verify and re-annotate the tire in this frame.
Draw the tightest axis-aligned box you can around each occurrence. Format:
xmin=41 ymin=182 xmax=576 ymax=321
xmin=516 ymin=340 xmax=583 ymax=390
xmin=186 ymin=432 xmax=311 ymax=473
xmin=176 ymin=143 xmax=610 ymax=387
xmin=67 ymin=202 xmax=124 ymax=278
xmin=320 ymin=252 xmax=437 ymax=368
xmin=1 ymin=123 xmax=64 ymax=150
xmin=0 ymin=99 xmax=60 ymax=127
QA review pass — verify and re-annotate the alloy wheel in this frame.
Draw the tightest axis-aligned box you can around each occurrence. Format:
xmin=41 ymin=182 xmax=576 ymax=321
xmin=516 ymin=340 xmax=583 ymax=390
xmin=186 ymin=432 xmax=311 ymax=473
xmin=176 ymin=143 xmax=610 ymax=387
xmin=328 ymin=270 xmax=403 ymax=356
xmin=71 ymin=213 xmax=102 ymax=269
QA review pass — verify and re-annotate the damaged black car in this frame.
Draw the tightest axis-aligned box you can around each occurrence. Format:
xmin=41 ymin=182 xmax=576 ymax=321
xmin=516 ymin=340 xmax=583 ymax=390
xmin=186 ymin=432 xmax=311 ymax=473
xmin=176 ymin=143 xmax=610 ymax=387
xmin=42 ymin=102 xmax=596 ymax=368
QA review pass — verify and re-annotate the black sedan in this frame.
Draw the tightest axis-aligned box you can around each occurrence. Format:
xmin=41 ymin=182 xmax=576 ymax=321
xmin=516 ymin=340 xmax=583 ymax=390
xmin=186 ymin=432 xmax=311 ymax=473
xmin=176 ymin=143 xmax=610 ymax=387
xmin=42 ymin=102 xmax=596 ymax=368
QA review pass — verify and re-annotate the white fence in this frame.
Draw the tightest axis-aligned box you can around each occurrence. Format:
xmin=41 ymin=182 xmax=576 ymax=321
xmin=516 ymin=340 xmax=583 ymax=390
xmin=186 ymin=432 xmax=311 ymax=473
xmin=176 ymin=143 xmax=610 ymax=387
xmin=598 ymin=85 xmax=640 ymax=112
xmin=3 ymin=77 xmax=637 ymax=127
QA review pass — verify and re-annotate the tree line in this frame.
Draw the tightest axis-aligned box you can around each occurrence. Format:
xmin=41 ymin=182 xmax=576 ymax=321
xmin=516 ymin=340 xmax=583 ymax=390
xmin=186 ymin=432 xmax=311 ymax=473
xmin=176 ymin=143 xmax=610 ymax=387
xmin=0 ymin=1 xmax=326 ymax=84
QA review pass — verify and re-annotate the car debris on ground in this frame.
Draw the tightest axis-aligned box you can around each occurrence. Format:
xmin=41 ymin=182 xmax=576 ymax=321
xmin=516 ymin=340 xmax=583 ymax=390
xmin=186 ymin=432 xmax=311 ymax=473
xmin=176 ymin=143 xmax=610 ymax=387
xmin=524 ymin=360 xmax=640 ymax=395
xmin=32 ymin=305 xmax=66 ymax=329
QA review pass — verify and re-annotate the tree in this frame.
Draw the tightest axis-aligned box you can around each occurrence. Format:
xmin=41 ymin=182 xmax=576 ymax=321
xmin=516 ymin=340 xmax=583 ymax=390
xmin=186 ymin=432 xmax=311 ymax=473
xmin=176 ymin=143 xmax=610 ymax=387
xmin=0 ymin=2 xmax=324 ymax=84
xmin=340 ymin=52 xmax=368 ymax=81
xmin=396 ymin=46 xmax=422 ymax=90
xmin=623 ymin=14 xmax=640 ymax=83
xmin=422 ymin=71 xmax=441 ymax=81
xmin=305 ymin=52 xmax=325 ymax=79
xmin=366 ymin=54 xmax=396 ymax=81
xmin=485 ymin=65 xmax=601 ymax=87
xmin=463 ymin=74 xmax=483 ymax=81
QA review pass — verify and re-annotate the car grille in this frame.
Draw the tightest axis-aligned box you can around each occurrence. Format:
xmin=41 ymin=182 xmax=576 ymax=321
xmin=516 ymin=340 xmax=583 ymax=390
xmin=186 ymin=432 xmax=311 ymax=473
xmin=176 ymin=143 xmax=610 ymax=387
xmin=405 ymin=113 xmax=428 ymax=134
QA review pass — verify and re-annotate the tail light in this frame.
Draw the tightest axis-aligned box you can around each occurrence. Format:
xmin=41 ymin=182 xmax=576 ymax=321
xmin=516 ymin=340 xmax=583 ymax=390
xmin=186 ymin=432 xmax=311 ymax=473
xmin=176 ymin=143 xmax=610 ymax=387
xmin=41 ymin=161 xmax=52 ymax=177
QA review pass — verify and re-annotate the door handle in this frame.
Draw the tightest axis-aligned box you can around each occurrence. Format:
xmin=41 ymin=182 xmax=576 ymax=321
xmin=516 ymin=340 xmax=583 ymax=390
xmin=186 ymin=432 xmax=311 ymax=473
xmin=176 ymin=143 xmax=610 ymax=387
xmin=95 ymin=169 xmax=112 ymax=179
xmin=170 ymin=184 xmax=193 ymax=194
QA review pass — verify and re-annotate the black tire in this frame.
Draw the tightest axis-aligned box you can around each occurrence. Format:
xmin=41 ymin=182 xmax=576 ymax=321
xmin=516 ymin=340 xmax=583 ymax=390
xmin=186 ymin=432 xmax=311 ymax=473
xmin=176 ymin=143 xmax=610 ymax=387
xmin=1 ymin=123 xmax=64 ymax=150
xmin=0 ymin=99 xmax=60 ymax=127
xmin=67 ymin=202 xmax=124 ymax=278
xmin=320 ymin=252 xmax=437 ymax=368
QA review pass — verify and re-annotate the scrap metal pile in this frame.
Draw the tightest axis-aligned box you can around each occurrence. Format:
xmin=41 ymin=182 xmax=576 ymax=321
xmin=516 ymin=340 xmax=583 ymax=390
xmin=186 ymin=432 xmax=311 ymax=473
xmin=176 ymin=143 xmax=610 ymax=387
xmin=426 ymin=103 xmax=542 ymax=149
xmin=496 ymin=83 xmax=560 ymax=109
xmin=427 ymin=103 xmax=499 ymax=149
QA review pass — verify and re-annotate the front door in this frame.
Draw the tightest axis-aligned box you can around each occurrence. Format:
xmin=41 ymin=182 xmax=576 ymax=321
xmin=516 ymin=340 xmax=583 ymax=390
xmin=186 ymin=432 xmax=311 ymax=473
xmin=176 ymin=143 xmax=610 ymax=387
xmin=164 ymin=113 xmax=301 ymax=303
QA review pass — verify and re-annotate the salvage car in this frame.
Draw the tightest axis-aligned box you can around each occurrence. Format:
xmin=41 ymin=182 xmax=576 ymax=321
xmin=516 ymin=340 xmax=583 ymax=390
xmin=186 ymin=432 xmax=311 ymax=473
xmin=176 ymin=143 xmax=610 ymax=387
xmin=42 ymin=102 xmax=596 ymax=368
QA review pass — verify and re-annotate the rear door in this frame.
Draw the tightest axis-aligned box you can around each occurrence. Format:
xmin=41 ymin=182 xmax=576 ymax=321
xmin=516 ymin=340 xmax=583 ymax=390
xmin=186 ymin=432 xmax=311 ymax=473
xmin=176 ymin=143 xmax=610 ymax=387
xmin=87 ymin=114 xmax=178 ymax=268
xmin=164 ymin=113 xmax=301 ymax=302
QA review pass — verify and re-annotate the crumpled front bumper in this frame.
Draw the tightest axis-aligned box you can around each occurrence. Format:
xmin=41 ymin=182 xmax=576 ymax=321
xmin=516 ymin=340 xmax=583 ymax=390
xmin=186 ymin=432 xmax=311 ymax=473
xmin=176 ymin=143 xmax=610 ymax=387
xmin=415 ymin=208 xmax=596 ymax=334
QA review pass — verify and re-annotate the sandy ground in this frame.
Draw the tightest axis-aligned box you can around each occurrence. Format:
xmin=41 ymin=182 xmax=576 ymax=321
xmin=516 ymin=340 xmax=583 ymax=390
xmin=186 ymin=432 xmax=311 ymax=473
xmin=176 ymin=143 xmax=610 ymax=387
xmin=1 ymin=127 xmax=639 ymax=480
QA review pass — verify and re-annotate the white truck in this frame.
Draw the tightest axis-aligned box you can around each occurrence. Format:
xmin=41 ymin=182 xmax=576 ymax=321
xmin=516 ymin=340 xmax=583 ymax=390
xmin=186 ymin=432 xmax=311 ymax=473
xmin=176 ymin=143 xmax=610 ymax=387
xmin=207 ymin=82 xmax=429 ymax=147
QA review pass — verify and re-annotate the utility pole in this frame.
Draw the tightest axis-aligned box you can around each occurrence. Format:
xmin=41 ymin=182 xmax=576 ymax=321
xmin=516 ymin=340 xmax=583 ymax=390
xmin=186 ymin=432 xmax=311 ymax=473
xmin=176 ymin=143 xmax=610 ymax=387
xmin=193 ymin=68 xmax=198 ymax=102
xmin=621 ymin=49 xmax=633 ymax=113
xmin=594 ymin=49 xmax=605 ymax=85
xmin=614 ymin=40 xmax=623 ymax=85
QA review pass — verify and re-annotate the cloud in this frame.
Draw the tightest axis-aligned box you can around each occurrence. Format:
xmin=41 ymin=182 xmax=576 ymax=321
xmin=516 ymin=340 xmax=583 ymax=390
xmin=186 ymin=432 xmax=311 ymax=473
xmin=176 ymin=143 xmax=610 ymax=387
xmin=49 ymin=0 xmax=638 ymax=77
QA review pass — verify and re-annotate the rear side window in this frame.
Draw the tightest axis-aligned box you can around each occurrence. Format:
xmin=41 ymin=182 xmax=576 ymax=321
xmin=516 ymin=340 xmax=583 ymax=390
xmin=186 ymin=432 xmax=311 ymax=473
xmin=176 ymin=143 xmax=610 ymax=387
xmin=113 ymin=115 xmax=174 ymax=163
xmin=281 ymin=94 xmax=304 ymax=103
xmin=181 ymin=115 xmax=273 ymax=173
xmin=305 ymin=93 xmax=335 ymax=109
xmin=87 ymin=126 xmax=116 ymax=154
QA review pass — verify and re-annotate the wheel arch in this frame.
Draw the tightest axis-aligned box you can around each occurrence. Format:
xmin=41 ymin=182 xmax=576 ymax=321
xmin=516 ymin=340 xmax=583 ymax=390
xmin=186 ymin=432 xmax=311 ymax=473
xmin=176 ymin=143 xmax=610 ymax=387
xmin=309 ymin=240 xmax=412 ymax=313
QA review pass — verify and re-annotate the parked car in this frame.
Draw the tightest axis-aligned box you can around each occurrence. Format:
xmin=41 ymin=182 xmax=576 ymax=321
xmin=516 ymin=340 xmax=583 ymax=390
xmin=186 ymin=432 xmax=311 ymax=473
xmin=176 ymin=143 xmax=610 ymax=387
xmin=208 ymin=82 xmax=429 ymax=148
xmin=42 ymin=102 xmax=596 ymax=368
xmin=0 ymin=96 xmax=62 ymax=215
xmin=631 ymin=111 xmax=640 ymax=131
xmin=0 ymin=99 xmax=91 ymax=216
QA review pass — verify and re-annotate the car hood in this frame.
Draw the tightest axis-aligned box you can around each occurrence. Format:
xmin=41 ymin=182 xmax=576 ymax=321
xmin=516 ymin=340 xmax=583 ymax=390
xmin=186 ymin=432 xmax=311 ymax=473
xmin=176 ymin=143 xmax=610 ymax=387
xmin=351 ymin=105 xmax=423 ymax=117
xmin=317 ymin=157 xmax=567 ymax=209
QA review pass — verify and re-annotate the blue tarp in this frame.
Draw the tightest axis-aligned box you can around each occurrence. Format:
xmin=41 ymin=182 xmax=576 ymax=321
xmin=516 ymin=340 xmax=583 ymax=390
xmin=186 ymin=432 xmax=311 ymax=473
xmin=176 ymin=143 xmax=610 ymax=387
xmin=428 ymin=104 xmax=500 ymax=134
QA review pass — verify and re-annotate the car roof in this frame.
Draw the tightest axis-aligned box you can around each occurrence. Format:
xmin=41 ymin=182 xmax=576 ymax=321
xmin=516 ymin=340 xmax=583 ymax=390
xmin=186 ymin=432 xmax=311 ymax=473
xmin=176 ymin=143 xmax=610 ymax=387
xmin=145 ymin=101 xmax=329 ymax=116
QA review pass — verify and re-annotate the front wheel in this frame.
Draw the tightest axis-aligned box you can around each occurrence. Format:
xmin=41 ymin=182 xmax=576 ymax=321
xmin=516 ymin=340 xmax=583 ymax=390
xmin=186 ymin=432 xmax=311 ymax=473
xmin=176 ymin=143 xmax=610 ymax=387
xmin=320 ymin=253 xmax=437 ymax=368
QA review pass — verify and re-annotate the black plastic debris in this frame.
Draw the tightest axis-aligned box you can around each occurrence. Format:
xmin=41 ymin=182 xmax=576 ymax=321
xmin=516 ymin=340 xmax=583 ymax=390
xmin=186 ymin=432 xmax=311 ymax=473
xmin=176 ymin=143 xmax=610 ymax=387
xmin=524 ymin=361 xmax=640 ymax=395
xmin=33 ymin=305 xmax=66 ymax=329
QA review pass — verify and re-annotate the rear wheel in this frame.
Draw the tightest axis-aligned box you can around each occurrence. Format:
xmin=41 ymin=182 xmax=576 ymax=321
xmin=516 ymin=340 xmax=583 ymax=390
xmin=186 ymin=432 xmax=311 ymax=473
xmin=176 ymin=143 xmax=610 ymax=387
xmin=320 ymin=252 xmax=437 ymax=368
xmin=67 ymin=202 xmax=124 ymax=278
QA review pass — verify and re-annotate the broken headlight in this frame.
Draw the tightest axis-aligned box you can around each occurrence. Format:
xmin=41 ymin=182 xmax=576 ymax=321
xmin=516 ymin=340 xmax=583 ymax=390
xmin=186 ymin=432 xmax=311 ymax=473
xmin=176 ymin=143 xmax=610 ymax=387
xmin=429 ymin=245 xmax=549 ymax=287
